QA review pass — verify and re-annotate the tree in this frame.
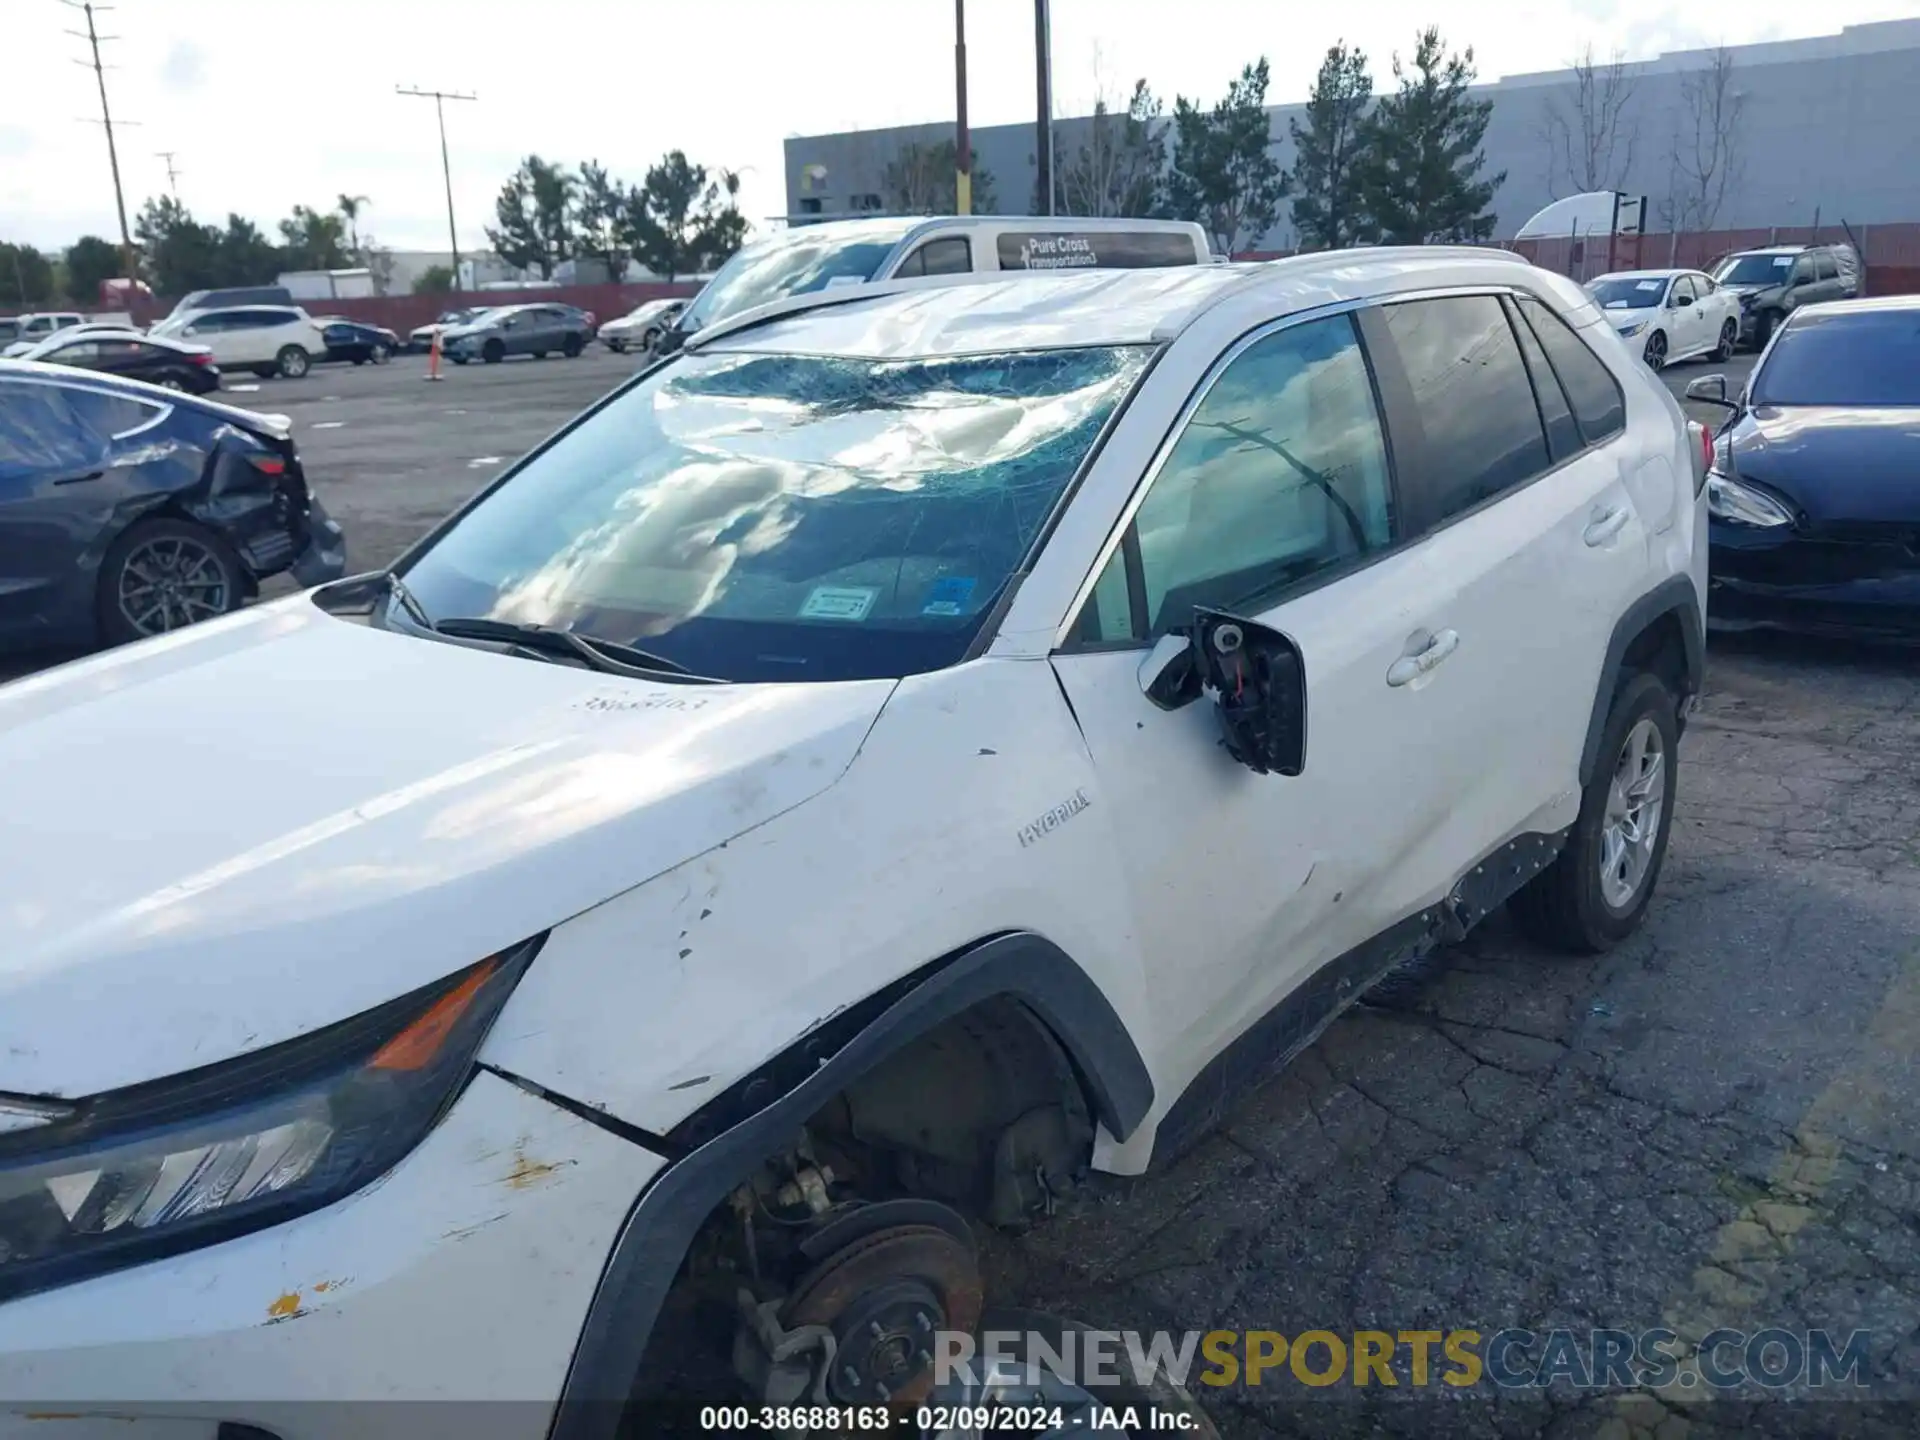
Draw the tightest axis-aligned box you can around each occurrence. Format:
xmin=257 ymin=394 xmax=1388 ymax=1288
xmin=0 ymin=242 xmax=55 ymax=305
xmin=1055 ymin=79 xmax=1165 ymax=217
xmin=1538 ymin=44 xmax=1638 ymax=198
xmin=64 ymin=235 xmax=124 ymax=302
xmin=277 ymin=205 xmax=350 ymax=270
xmin=133 ymin=196 xmax=226 ymax=294
xmin=631 ymin=150 xmax=748 ymax=281
xmin=337 ymin=193 xmax=370 ymax=255
xmin=1352 ymin=29 xmax=1503 ymax=244
xmin=1288 ymin=43 xmax=1373 ymax=250
xmin=413 ymin=264 xmax=456 ymax=295
xmin=217 ymin=214 xmax=280 ymax=284
xmin=486 ymin=155 xmax=574 ymax=278
xmin=1659 ymin=47 xmax=1745 ymax=233
xmin=574 ymin=160 xmax=633 ymax=281
xmin=1160 ymin=59 xmax=1288 ymax=255
xmin=881 ymin=139 xmax=998 ymax=216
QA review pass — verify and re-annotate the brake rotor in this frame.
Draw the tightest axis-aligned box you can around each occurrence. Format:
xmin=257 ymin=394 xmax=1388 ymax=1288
xmin=780 ymin=1220 xmax=983 ymax=1406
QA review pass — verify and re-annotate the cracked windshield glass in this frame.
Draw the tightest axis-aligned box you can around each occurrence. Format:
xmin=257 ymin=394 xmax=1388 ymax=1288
xmin=400 ymin=345 xmax=1151 ymax=682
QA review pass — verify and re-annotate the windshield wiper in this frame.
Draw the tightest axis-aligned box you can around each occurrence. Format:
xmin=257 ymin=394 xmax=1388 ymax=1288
xmin=379 ymin=569 xmax=437 ymax=632
xmin=432 ymin=616 xmax=722 ymax=683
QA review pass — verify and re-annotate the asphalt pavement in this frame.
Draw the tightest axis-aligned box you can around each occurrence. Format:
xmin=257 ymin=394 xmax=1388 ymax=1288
xmin=12 ymin=344 xmax=1918 ymax=1437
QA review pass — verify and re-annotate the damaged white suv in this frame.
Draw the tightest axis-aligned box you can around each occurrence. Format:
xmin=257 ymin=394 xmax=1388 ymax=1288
xmin=0 ymin=251 xmax=1706 ymax=1438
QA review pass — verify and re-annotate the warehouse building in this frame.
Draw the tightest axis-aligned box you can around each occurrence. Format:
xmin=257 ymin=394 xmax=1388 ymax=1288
xmin=783 ymin=18 xmax=1920 ymax=250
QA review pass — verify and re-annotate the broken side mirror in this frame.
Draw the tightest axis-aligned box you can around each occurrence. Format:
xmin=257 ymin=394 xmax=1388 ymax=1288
xmin=1188 ymin=607 xmax=1307 ymax=776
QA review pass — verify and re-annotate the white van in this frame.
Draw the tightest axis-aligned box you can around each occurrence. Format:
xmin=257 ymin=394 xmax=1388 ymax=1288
xmin=657 ymin=214 xmax=1216 ymax=353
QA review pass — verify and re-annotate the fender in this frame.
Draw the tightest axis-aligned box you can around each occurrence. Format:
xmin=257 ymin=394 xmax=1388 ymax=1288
xmin=546 ymin=931 xmax=1152 ymax=1436
xmin=1579 ymin=574 xmax=1704 ymax=786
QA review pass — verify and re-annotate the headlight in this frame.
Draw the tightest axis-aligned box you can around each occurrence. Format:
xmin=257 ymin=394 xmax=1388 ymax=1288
xmin=0 ymin=942 xmax=537 ymax=1303
xmin=1707 ymin=473 xmax=1794 ymax=528
xmin=1618 ymin=321 xmax=1648 ymax=337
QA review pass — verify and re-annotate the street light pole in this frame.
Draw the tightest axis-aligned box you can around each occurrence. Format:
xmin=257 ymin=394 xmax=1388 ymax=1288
xmin=1034 ymin=0 xmax=1054 ymax=216
xmin=954 ymin=0 xmax=971 ymax=216
xmin=397 ymin=85 xmax=477 ymax=290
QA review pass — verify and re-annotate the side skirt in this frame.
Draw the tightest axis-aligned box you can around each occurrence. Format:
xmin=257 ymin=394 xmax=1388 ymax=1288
xmin=1148 ymin=826 xmax=1568 ymax=1167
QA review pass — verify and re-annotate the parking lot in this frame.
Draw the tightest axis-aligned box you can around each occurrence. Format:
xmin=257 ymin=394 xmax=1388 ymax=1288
xmin=14 ymin=342 xmax=1920 ymax=1435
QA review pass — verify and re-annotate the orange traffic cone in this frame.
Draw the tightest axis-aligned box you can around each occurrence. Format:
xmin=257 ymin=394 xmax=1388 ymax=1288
xmin=424 ymin=328 xmax=443 ymax=381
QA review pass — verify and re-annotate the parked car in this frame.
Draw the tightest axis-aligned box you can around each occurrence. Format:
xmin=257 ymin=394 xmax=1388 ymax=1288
xmin=3 ymin=312 xmax=86 ymax=348
xmin=598 ymin=298 xmax=683 ymax=353
xmin=1586 ymin=268 xmax=1741 ymax=371
xmin=13 ymin=328 xmax=221 ymax=393
xmin=167 ymin=284 xmax=295 ymax=319
xmin=0 ymin=322 xmax=145 ymax=360
xmin=0 ymin=250 xmax=1704 ymax=1431
xmin=0 ymin=359 xmax=345 ymax=654
xmin=1710 ymin=243 xmax=1860 ymax=349
xmin=314 ymin=317 xmax=401 ymax=366
xmin=440 ymin=302 xmax=593 ymax=364
xmin=149 ymin=304 xmax=327 ymax=379
xmin=656 ymin=214 xmax=1216 ymax=355
xmin=1687 ymin=294 xmax=1920 ymax=639
xmin=407 ymin=306 xmax=489 ymax=353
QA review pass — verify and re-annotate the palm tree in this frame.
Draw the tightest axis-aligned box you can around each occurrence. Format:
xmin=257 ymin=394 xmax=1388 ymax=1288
xmin=337 ymin=194 xmax=370 ymax=258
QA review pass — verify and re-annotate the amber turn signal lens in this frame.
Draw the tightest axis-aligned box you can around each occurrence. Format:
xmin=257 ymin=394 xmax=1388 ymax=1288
xmin=369 ymin=958 xmax=500 ymax=1071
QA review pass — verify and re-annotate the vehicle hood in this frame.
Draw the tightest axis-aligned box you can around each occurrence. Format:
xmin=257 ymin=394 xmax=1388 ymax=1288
xmin=1726 ymin=405 xmax=1920 ymax=525
xmin=0 ymin=599 xmax=894 ymax=1098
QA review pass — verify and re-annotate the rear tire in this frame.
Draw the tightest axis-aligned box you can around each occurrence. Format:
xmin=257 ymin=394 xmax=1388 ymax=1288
xmin=1510 ymin=672 xmax=1679 ymax=953
xmin=276 ymin=346 xmax=310 ymax=379
xmin=96 ymin=517 xmax=246 ymax=646
xmin=562 ymin=333 xmax=583 ymax=358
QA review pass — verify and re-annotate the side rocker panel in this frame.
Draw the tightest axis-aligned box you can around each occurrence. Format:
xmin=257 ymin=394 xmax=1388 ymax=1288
xmin=547 ymin=931 xmax=1151 ymax=1437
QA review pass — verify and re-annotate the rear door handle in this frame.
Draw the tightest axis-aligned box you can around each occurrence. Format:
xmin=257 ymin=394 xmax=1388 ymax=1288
xmin=1584 ymin=507 xmax=1630 ymax=546
xmin=1387 ymin=628 xmax=1459 ymax=687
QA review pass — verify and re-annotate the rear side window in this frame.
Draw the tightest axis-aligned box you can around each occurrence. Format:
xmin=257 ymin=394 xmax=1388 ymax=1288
xmin=1514 ymin=295 xmax=1627 ymax=445
xmin=1816 ymin=254 xmax=1838 ymax=281
xmin=997 ymin=230 xmax=1200 ymax=270
xmin=65 ymin=389 xmax=167 ymax=439
xmin=1377 ymin=295 xmax=1551 ymax=524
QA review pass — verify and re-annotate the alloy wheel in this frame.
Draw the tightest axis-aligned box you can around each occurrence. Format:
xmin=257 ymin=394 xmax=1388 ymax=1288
xmin=1644 ymin=332 xmax=1666 ymax=371
xmin=1599 ymin=716 xmax=1666 ymax=910
xmin=117 ymin=534 xmax=231 ymax=636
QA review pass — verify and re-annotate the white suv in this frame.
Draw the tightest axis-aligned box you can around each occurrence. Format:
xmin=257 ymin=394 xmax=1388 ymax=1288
xmin=0 ymin=251 xmax=1706 ymax=1435
xmin=150 ymin=303 xmax=326 ymax=378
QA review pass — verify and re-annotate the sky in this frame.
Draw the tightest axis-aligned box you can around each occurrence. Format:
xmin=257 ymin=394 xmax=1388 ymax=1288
xmin=5 ymin=0 xmax=1917 ymax=257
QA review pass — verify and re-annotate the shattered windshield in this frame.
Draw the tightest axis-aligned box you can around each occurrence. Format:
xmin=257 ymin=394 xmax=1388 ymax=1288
xmin=399 ymin=345 xmax=1153 ymax=682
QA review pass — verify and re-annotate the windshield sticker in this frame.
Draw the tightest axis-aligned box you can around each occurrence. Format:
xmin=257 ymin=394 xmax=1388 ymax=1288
xmin=922 ymin=576 xmax=978 ymax=616
xmin=1774 ymin=256 xmax=1793 ymax=267
xmin=823 ymin=275 xmax=868 ymax=289
xmin=1636 ymin=280 xmax=1662 ymax=291
xmin=800 ymin=585 xmax=879 ymax=621
xmin=1604 ymin=300 xmax=1627 ymax=309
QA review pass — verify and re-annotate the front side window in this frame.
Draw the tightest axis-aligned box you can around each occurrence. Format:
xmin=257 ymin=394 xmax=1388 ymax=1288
xmin=1072 ymin=314 xmax=1394 ymax=645
xmin=1380 ymin=295 xmax=1551 ymax=524
xmin=399 ymin=345 xmax=1152 ymax=682
xmin=1670 ymin=276 xmax=1697 ymax=305
xmin=0 ymin=381 xmax=107 ymax=484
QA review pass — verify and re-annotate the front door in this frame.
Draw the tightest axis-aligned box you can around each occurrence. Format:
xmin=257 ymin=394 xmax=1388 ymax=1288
xmin=1049 ymin=311 xmax=1468 ymax=1108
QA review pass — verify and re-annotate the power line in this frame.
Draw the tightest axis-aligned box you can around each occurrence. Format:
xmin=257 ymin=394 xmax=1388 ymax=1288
xmin=156 ymin=149 xmax=181 ymax=197
xmin=397 ymin=85 xmax=477 ymax=292
xmin=61 ymin=0 xmax=137 ymax=277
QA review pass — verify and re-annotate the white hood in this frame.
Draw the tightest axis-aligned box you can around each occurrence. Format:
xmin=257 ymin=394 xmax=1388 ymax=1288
xmin=0 ymin=599 xmax=894 ymax=1098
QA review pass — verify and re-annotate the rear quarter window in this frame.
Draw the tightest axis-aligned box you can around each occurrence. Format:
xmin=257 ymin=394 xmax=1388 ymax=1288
xmin=1515 ymin=295 xmax=1627 ymax=444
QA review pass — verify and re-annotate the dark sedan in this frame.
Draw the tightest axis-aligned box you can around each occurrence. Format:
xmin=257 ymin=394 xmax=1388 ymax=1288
xmin=315 ymin=317 xmax=400 ymax=366
xmin=0 ymin=359 xmax=346 ymax=654
xmin=1689 ymin=295 xmax=1920 ymax=639
xmin=441 ymin=303 xmax=594 ymax=364
xmin=15 ymin=329 xmax=221 ymax=394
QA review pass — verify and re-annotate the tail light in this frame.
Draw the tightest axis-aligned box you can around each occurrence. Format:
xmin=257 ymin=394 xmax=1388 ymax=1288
xmin=247 ymin=453 xmax=288 ymax=477
xmin=188 ymin=350 xmax=213 ymax=365
xmin=1687 ymin=420 xmax=1712 ymax=496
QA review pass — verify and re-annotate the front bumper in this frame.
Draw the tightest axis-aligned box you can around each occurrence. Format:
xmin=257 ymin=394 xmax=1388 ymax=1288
xmin=0 ymin=1070 xmax=665 ymax=1440
xmin=1709 ymin=521 xmax=1920 ymax=639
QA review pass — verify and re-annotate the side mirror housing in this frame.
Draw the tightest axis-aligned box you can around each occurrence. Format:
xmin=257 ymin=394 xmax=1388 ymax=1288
xmin=1189 ymin=607 xmax=1307 ymax=776
xmin=1674 ymin=293 xmax=1693 ymax=308
xmin=1137 ymin=631 xmax=1200 ymax=710
xmin=1684 ymin=374 xmax=1737 ymax=410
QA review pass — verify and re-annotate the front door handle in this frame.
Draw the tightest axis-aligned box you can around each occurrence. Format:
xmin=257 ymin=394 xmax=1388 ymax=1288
xmin=1387 ymin=628 xmax=1459 ymax=687
xmin=1584 ymin=506 xmax=1630 ymax=546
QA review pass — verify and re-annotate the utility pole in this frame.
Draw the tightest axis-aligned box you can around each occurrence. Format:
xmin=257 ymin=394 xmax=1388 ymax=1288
xmin=62 ymin=0 xmax=136 ymax=278
xmin=155 ymin=150 xmax=181 ymax=197
xmin=397 ymin=85 xmax=477 ymax=290
xmin=954 ymin=0 xmax=971 ymax=216
xmin=1034 ymin=0 xmax=1054 ymax=216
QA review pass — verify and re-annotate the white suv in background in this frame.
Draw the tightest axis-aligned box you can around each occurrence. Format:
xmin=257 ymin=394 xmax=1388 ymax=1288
xmin=0 ymin=251 xmax=1707 ymax=1437
xmin=150 ymin=304 xmax=326 ymax=378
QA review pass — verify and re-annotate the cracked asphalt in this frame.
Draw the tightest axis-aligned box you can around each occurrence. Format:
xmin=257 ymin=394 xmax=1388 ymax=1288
xmin=9 ymin=345 xmax=1913 ymax=1437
